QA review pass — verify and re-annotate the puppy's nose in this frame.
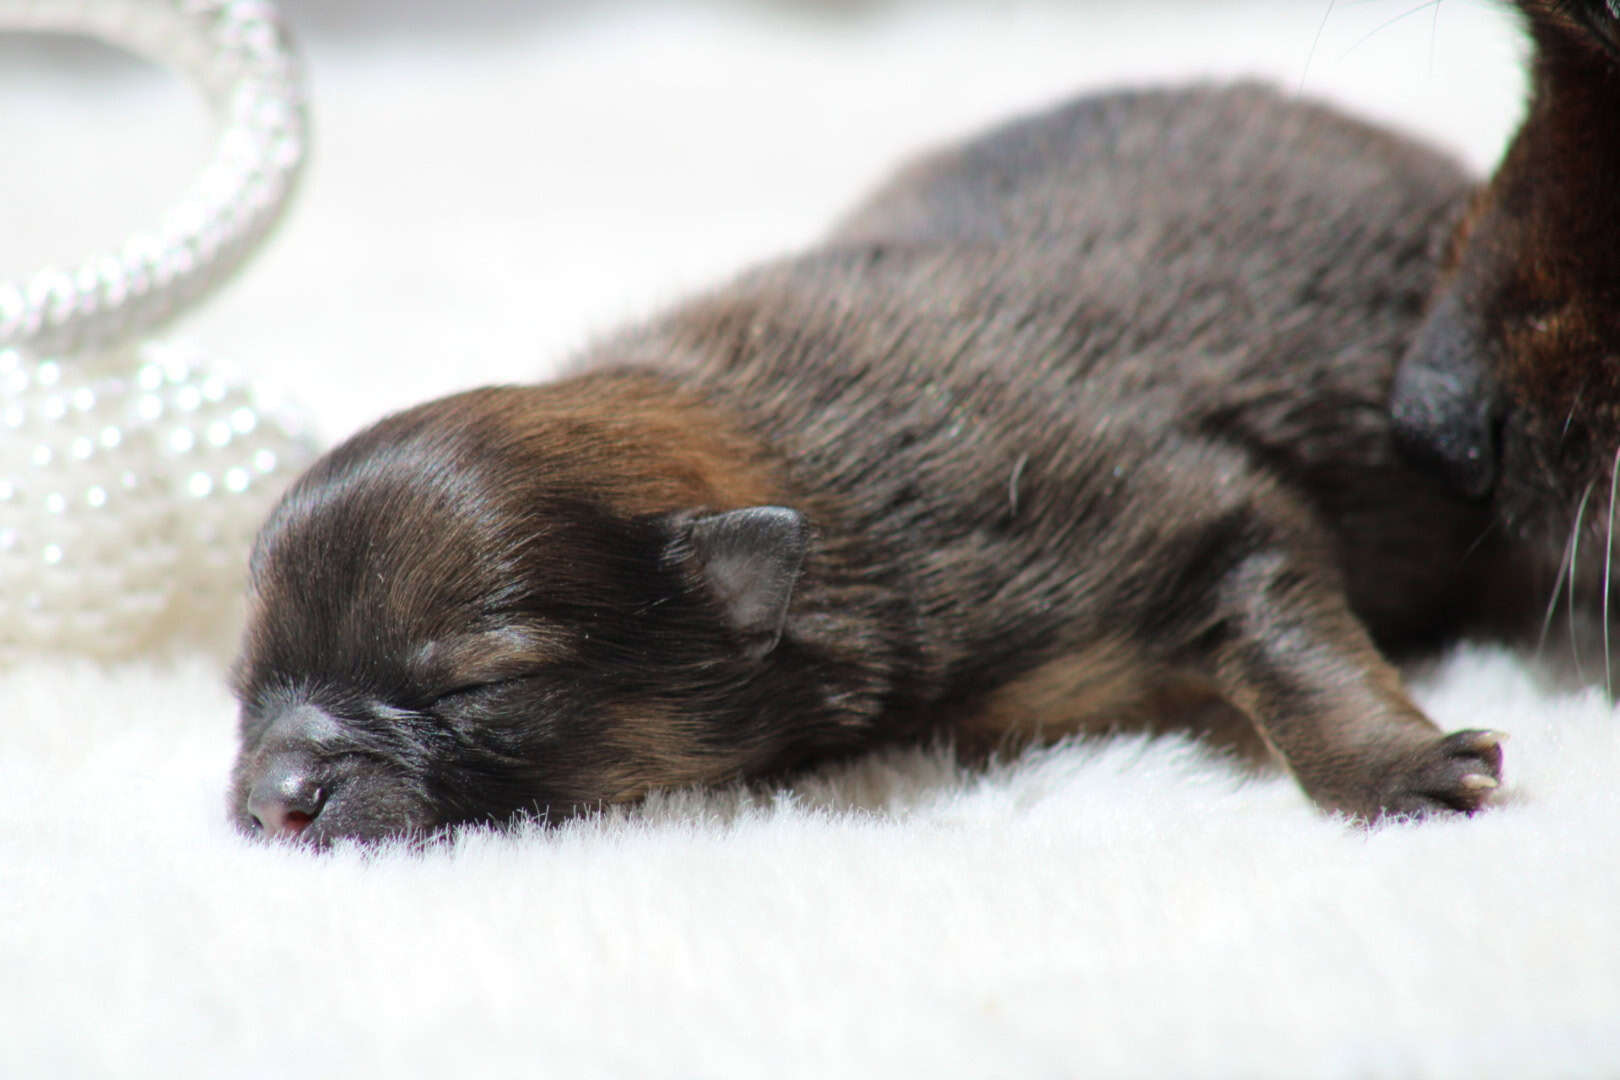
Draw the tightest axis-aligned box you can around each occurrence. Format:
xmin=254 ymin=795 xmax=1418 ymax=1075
xmin=246 ymin=754 xmax=327 ymax=839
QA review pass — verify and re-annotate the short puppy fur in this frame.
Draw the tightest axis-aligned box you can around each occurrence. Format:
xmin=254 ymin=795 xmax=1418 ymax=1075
xmin=232 ymin=85 xmax=1517 ymax=846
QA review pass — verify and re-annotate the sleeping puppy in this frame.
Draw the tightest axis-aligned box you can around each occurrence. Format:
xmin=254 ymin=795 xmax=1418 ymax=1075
xmin=231 ymin=84 xmax=1519 ymax=847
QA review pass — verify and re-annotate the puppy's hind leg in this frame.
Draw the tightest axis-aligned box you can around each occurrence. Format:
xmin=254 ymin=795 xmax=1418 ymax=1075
xmin=1168 ymin=503 xmax=1505 ymax=821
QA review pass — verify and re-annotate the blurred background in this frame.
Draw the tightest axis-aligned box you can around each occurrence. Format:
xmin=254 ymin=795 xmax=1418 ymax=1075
xmin=0 ymin=0 xmax=1525 ymax=444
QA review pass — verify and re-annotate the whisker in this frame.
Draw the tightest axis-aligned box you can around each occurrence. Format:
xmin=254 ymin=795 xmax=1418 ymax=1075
xmin=1337 ymin=0 xmax=1444 ymax=62
xmin=1428 ymin=0 xmax=1442 ymax=77
xmin=1569 ymin=480 xmax=1595 ymax=685
xmin=1300 ymin=0 xmax=1338 ymax=91
xmin=1539 ymin=507 xmax=1577 ymax=658
xmin=1461 ymin=517 xmax=1500 ymax=563
xmin=1561 ymin=381 xmax=1588 ymax=443
xmin=1605 ymin=444 xmax=1620 ymax=700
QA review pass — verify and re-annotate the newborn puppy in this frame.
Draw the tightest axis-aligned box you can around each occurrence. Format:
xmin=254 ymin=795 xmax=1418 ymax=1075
xmin=1391 ymin=0 xmax=1620 ymax=622
xmin=232 ymin=84 xmax=1516 ymax=847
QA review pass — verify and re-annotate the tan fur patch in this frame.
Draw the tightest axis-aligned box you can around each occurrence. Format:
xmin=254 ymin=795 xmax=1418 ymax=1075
xmin=412 ymin=628 xmax=575 ymax=687
xmin=482 ymin=374 xmax=785 ymax=515
xmin=595 ymin=705 xmax=752 ymax=804
xmin=956 ymin=640 xmax=1151 ymax=754
xmin=957 ymin=642 xmax=1271 ymax=765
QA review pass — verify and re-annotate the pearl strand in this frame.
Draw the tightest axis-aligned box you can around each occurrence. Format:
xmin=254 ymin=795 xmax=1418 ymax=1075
xmin=0 ymin=0 xmax=306 ymax=353
xmin=0 ymin=0 xmax=316 ymax=662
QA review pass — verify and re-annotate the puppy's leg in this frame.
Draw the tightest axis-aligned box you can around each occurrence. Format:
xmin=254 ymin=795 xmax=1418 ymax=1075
xmin=1197 ymin=523 xmax=1504 ymax=820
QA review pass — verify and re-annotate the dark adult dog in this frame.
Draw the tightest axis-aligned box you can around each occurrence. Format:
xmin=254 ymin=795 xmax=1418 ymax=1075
xmin=1392 ymin=0 xmax=1620 ymax=649
xmin=232 ymin=85 xmax=1520 ymax=847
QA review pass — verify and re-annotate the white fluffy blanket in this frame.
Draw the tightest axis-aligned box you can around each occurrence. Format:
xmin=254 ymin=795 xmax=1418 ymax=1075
xmin=5 ymin=2 xmax=1618 ymax=1076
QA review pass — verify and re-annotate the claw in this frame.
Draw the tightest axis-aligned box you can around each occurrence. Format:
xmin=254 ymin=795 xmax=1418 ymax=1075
xmin=1450 ymin=730 xmax=1508 ymax=778
xmin=1457 ymin=774 xmax=1499 ymax=792
xmin=1459 ymin=730 xmax=1509 ymax=753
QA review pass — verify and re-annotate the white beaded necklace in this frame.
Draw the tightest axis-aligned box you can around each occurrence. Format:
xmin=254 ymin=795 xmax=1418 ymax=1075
xmin=0 ymin=0 xmax=315 ymax=662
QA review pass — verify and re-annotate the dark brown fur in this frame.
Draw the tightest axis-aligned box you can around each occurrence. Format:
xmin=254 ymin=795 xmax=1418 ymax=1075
xmin=1391 ymin=0 xmax=1620 ymax=629
xmin=232 ymin=84 xmax=1519 ymax=847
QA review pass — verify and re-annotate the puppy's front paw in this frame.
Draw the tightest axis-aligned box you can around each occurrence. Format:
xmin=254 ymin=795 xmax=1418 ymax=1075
xmin=1371 ymin=728 xmax=1507 ymax=820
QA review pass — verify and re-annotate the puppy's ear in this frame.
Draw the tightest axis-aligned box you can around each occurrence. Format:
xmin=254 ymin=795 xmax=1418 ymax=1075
xmin=666 ymin=507 xmax=809 ymax=659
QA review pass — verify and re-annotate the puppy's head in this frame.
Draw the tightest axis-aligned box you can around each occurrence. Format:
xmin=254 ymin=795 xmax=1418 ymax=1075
xmin=229 ymin=380 xmax=809 ymax=847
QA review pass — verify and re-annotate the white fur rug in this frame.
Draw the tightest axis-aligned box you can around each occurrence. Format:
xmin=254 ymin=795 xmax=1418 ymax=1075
xmin=5 ymin=2 xmax=1619 ymax=1076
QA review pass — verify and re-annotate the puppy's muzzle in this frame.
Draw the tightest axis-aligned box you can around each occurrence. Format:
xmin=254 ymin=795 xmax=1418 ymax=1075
xmin=246 ymin=750 xmax=327 ymax=840
xmin=241 ymin=703 xmax=343 ymax=841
